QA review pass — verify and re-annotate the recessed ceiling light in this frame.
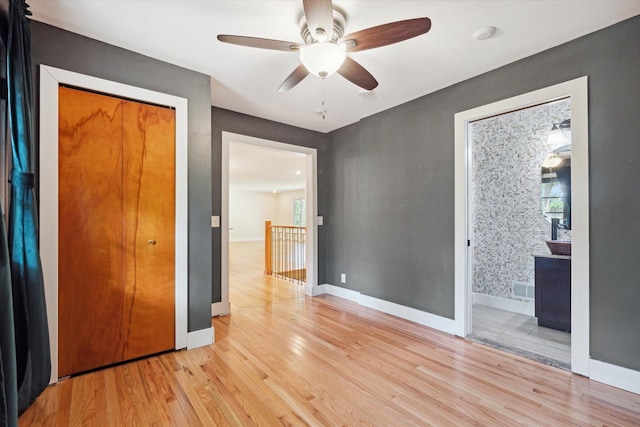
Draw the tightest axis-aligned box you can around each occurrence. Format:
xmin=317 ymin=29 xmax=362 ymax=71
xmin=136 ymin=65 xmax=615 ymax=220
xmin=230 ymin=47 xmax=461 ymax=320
xmin=272 ymin=190 xmax=277 ymax=194
xmin=295 ymin=170 xmax=302 ymax=175
xmin=472 ymin=26 xmax=497 ymax=41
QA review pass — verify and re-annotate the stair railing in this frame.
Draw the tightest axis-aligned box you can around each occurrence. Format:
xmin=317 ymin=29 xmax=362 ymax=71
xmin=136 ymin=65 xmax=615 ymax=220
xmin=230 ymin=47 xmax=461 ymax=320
xmin=264 ymin=220 xmax=306 ymax=283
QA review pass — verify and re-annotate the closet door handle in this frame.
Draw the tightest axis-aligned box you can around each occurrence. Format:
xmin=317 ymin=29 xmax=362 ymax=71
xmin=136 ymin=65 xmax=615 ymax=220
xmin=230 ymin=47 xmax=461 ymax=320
xmin=148 ymin=239 xmax=156 ymax=245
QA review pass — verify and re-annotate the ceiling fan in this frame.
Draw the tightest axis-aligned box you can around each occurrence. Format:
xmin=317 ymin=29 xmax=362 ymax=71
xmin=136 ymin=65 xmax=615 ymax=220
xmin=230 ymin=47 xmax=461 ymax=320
xmin=217 ymin=0 xmax=431 ymax=92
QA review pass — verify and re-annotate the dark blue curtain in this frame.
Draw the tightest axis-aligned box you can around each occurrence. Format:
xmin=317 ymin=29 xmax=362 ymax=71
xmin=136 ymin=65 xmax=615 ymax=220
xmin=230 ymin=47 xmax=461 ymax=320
xmin=0 ymin=208 xmax=18 ymax=427
xmin=5 ymin=0 xmax=50 ymax=418
xmin=1 ymin=4 xmax=19 ymax=427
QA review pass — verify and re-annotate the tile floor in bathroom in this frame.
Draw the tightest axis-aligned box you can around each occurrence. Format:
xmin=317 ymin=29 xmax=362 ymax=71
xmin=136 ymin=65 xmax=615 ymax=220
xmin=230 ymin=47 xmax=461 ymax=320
xmin=470 ymin=304 xmax=571 ymax=370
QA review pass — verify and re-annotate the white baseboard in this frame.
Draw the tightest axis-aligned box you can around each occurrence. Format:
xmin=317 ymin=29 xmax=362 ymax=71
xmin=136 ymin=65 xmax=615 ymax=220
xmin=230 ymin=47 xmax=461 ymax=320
xmin=212 ymin=301 xmax=231 ymax=317
xmin=359 ymin=294 xmax=458 ymax=335
xmin=187 ymin=327 xmax=214 ymax=350
xmin=318 ymin=284 xmax=457 ymax=335
xmin=306 ymin=283 xmax=327 ymax=296
xmin=473 ymin=292 xmax=535 ymax=316
xmin=323 ymin=284 xmax=361 ymax=301
xmin=590 ymin=359 xmax=640 ymax=395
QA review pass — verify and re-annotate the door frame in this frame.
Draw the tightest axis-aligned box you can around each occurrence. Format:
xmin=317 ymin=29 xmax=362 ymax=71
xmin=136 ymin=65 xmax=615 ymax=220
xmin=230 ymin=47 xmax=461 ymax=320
xmin=453 ymin=77 xmax=590 ymax=375
xmin=214 ymin=132 xmax=318 ymax=316
xmin=39 ymin=65 xmax=189 ymax=383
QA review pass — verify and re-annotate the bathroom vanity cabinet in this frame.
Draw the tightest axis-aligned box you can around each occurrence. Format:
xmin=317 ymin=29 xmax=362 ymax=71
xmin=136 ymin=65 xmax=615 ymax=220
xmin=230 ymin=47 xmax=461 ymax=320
xmin=534 ymin=255 xmax=571 ymax=332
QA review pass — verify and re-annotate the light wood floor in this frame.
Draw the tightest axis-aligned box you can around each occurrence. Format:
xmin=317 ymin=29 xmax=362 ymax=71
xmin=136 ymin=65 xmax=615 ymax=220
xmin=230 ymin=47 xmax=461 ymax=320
xmin=471 ymin=304 xmax=571 ymax=369
xmin=19 ymin=244 xmax=640 ymax=425
xmin=229 ymin=241 xmax=305 ymax=310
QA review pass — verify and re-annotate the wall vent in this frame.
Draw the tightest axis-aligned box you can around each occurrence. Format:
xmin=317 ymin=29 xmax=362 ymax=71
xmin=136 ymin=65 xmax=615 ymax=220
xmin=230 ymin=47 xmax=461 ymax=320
xmin=512 ymin=281 xmax=535 ymax=301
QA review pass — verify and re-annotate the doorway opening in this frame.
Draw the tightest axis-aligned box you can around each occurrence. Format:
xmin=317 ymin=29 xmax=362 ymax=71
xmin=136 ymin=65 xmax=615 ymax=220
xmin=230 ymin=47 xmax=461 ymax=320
xmin=467 ymin=98 xmax=572 ymax=369
xmin=216 ymin=132 xmax=318 ymax=315
xmin=454 ymin=77 xmax=590 ymax=376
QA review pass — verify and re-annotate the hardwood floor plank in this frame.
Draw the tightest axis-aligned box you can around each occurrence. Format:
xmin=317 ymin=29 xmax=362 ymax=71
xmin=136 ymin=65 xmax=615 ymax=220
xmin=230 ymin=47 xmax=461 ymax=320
xmin=103 ymin=368 xmax=124 ymax=426
xmin=20 ymin=293 xmax=640 ymax=426
xmin=208 ymin=345 xmax=305 ymax=422
xmin=19 ymin=243 xmax=640 ymax=426
xmin=203 ymin=358 xmax=285 ymax=425
xmin=229 ymin=241 xmax=305 ymax=311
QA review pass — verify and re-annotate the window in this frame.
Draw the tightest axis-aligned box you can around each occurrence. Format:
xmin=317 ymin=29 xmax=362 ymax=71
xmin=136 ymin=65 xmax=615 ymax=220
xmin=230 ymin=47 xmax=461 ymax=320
xmin=541 ymin=165 xmax=571 ymax=229
xmin=293 ymin=198 xmax=306 ymax=226
xmin=541 ymin=176 xmax=565 ymax=220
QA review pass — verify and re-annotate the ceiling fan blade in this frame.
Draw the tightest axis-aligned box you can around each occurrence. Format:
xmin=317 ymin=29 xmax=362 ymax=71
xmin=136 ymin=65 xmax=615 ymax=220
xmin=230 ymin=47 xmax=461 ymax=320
xmin=337 ymin=57 xmax=379 ymax=90
xmin=303 ymin=0 xmax=334 ymax=41
xmin=340 ymin=18 xmax=431 ymax=52
xmin=217 ymin=35 xmax=302 ymax=52
xmin=278 ymin=64 xmax=310 ymax=92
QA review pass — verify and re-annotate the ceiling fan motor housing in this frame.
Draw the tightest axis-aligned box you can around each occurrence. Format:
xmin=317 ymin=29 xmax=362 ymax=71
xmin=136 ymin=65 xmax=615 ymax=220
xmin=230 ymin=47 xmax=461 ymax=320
xmin=299 ymin=9 xmax=346 ymax=44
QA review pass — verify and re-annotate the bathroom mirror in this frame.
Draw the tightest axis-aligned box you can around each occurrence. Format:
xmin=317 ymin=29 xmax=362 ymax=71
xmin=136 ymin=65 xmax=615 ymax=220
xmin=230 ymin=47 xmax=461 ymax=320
xmin=541 ymin=144 xmax=571 ymax=229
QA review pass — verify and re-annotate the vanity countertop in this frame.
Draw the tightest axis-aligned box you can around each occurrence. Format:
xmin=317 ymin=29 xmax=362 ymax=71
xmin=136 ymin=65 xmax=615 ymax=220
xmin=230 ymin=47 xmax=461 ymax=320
xmin=533 ymin=253 xmax=571 ymax=260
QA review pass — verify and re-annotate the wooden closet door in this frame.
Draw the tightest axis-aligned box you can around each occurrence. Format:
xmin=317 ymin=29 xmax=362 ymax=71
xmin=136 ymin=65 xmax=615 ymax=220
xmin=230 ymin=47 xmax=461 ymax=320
xmin=58 ymin=87 xmax=126 ymax=376
xmin=58 ymin=87 xmax=175 ymax=377
xmin=121 ymin=100 xmax=175 ymax=360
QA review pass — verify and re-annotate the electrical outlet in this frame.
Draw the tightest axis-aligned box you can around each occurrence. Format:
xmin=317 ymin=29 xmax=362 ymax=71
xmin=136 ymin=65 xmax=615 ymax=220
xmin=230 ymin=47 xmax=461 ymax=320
xmin=340 ymin=273 xmax=346 ymax=283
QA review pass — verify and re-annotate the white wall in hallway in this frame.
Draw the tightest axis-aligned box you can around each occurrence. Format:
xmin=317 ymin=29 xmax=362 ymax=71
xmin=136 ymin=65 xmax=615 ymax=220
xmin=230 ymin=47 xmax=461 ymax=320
xmin=275 ymin=189 xmax=305 ymax=225
xmin=229 ymin=189 xmax=278 ymax=242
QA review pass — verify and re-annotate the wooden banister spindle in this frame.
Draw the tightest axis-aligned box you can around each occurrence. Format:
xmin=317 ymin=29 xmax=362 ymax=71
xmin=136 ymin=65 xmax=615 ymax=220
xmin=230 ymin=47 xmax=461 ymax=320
xmin=266 ymin=223 xmax=306 ymax=283
xmin=265 ymin=221 xmax=272 ymax=275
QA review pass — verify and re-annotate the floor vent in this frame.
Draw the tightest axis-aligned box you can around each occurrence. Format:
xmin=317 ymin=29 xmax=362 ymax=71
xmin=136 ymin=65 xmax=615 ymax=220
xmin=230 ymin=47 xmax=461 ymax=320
xmin=512 ymin=281 xmax=535 ymax=300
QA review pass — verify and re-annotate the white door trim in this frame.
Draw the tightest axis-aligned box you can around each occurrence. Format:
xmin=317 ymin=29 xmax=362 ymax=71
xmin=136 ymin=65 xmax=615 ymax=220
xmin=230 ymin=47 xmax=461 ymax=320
xmin=39 ymin=65 xmax=189 ymax=383
xmin=215 ymin=132 xmax=318 ymax=316
xmin=454 ymin=77 xmax=589 ymax=376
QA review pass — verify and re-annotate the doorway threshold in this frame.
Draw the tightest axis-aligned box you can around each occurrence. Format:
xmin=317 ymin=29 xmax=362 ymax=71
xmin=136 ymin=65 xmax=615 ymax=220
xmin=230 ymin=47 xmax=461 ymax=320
xmin=468 ymin=334 xmax=570 ymax=371
xmin=470 ymin=304 xmax=571 ymax=370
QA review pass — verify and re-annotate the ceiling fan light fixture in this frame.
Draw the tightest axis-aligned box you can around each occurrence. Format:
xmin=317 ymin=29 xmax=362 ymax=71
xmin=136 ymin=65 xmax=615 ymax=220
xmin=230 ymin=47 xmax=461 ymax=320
xmin=218 ymin=3 xmax=431 ymax=91
xmin=299 ymin=42 xmax=346 ymax=78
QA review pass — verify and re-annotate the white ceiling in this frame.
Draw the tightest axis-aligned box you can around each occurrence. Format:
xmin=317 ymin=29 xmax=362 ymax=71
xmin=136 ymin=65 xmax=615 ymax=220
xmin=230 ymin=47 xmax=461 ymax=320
xmin=230 ymin=141 xmax=307 ymax=192
xmin=28 ymin=1 xmax=640 ymax=134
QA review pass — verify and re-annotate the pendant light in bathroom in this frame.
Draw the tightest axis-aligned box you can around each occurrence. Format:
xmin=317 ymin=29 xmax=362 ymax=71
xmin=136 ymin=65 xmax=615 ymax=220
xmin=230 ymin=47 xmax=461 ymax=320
xmin=547 ymin=119 xmax=571 ymax=144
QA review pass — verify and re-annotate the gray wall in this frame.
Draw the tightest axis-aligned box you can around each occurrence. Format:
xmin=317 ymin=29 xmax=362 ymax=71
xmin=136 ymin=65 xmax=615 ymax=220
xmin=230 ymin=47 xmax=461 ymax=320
xmin=0 ymin=0 xmax=7 ymax=41
xmin=210 ymin=108 xmax=328 ymax=302
xmin=30 ymin=22 xmax=213 ymax=332
xmin=326 ymin=95 xmax=455 ymax=318
xmin=30 ymin=13 xmax=640 ymax=372
xmin=324 ymin=15 xmax=640 ymax=371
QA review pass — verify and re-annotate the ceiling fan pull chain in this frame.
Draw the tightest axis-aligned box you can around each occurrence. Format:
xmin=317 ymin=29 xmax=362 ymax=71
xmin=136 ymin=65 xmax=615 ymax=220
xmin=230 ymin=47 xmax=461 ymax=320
xmin=322 ymin=80 xmax=326 ymax=120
